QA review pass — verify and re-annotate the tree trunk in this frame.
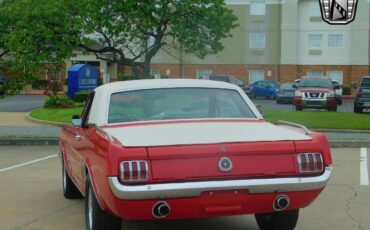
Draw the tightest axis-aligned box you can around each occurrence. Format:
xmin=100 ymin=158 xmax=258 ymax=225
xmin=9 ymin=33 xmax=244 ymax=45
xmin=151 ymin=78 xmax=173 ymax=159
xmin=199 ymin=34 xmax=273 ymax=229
xmin=131 ymin=62 xmax=151 ymax=79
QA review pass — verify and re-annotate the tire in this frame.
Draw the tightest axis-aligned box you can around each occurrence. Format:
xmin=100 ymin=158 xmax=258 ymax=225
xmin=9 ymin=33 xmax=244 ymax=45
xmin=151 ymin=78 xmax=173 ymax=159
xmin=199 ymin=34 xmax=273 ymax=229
xmin=85 ymin=176 xmax=121 ymax=230
xmin=328 ymin=106 xmax=337 ymax=112
xmin=295 ymin=106 xmax=302 ymax=111
xmin=62 ymin=157 xmax=83 ymax=199
xmin=250 ymin=92 xmax=256 ymax=99
xmin=255 ymin=209 xmax=299 ymax=230
xmin=354 ymin=104 xmax=362 ymax=113
xmin=276 ymin=99 xmax=281 ymax=104
xmin=337 ymin=98 xmax=342 ymax=105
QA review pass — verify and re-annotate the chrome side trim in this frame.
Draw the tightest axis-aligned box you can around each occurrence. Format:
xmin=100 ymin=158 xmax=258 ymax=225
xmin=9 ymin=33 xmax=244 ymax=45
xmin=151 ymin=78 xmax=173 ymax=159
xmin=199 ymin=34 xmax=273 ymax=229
xmin=108 ymin=167 xmax=332 ymax=200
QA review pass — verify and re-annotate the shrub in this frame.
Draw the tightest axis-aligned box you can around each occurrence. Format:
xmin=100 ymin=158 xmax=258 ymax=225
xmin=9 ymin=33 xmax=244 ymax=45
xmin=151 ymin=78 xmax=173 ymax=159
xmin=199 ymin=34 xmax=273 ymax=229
xmin=118 ymin=75 xmax=133 ymax=81
xmin=342 ymin=86 xmax=351 ymax=95
xmin=73 ymin=91 xmax=92 ymax=103
xmin=32 ymin=79 xmax=49 ymax=90
xmin=44 ymin=95 xmax=76 ymax=108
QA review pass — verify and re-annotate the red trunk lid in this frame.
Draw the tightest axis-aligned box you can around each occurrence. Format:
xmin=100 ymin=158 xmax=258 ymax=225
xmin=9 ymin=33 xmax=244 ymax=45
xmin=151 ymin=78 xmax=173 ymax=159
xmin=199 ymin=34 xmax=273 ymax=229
xmin=147 ymin=141 xmax=298 ymax=182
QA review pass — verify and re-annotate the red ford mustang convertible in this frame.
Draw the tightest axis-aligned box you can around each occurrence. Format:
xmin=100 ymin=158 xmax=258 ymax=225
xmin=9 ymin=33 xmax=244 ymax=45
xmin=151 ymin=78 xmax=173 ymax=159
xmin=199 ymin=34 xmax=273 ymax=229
xmin=59 ymin=79 xmax=332 ymax=230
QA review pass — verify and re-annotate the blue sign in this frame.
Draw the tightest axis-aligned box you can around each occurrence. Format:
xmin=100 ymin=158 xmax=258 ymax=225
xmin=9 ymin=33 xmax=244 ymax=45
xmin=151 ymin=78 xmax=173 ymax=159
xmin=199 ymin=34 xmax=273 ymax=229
xmin=67 ymin=64 xmax=99 ymax=98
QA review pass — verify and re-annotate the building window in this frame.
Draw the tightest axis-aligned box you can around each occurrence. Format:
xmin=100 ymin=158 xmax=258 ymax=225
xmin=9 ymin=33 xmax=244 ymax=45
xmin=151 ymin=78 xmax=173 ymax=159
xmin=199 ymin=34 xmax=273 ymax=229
xmin=196 ymin=69 xmax=212 ymax=79
xmin=308 ymin=34 xmax=323 ymax=48
xmin=249 ymin=33 xmax=265 ymax=49
xmin=250 ymin=2 xmax=265 ymax=16
xmin=150 ymin=69 xmax=160 ymax=78
xmin=327 ymin=71 xmax=343 ymax=84
xmin=249 ymin=70 xmax=265 ymax=84
xmin=307 ymin=70 xmax=323 ymax=78
xmin=309 ymin=1 xmax=321 ymax=16
xmin=328 ymin=34 xmax=343 ymax=47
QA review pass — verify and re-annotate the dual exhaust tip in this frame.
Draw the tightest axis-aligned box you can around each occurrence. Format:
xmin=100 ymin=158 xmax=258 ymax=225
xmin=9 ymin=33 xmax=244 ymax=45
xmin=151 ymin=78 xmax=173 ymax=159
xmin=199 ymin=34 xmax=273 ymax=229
xmin=152 ymin=195 xmax=289 ymax=218
xmin=152 ymin=201 xmax=170 ymax=218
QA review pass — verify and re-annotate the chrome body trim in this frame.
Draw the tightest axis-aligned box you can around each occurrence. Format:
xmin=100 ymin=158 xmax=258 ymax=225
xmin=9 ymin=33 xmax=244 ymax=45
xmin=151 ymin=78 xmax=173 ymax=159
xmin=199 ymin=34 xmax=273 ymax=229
xmin=108 ymin=167 xmax=332 ymax=200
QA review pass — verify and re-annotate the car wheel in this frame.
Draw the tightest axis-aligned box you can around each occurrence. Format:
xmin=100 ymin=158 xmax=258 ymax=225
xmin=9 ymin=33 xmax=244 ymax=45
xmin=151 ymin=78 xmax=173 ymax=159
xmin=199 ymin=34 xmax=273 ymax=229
xmin=295 ymin=106 xmax=302 ymax=111
xmin=337 ymin=99 xmax=342 ymax=105
xmin=85 ymin=176 xmax=121 ymax=230
xmin=328 ymin=106 xmax=337 ymax=112
xmin=354 ymin=104 xmax=362 ymax=113
xmin=255 ymin=209 xmax=299 ymax=230
xmin=250 ymin=92 xmax=256 ymax=99
xmin=62 ymin=157 xmax=82 ymax=199
xmin=276 ymin=99 xmax=281 ymax=104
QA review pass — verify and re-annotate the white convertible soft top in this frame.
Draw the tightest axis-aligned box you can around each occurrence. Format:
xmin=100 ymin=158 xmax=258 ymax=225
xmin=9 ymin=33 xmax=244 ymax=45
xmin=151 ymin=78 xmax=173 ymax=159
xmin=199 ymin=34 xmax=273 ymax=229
xmin=88 ymin=79 xmax=263 ymax=126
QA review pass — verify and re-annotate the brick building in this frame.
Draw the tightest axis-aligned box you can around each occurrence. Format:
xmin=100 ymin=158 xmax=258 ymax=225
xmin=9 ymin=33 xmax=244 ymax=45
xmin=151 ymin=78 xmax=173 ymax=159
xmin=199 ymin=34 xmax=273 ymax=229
xmin=146 ymin=0 xmax=370 ymax=87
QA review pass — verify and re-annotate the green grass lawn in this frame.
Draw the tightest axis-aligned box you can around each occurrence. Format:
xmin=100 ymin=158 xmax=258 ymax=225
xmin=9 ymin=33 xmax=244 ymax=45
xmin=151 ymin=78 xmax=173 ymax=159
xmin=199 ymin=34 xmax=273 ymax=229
xmin=29 ymin=108 xmax=370 ymax=130
xmin=30 ymin=108 xmax=83 ymax=123
xmin=264 ymin=110 xmax=370 ymax=130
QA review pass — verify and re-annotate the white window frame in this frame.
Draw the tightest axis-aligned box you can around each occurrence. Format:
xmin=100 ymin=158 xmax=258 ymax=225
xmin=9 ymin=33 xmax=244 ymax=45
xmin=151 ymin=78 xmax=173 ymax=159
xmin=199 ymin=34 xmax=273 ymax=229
xmin=307 ymin=70 xmax=324 ymax=78
xmin=308 ymin=34 xmax=323 ymax=48
xmin=328 ymin=34 xmax=343 ymax=48
xmin=249 ymin=70 xmax=265 ymax=84
xmin=249 ymin=33 xmax=266 ymax=49
xmin=327 ymin=71 xmax=343 ymax=84
xmin=250 ymin=2 xmax=266 ymax=16
xmin=196 ymin=69 xmax=213 ymax=79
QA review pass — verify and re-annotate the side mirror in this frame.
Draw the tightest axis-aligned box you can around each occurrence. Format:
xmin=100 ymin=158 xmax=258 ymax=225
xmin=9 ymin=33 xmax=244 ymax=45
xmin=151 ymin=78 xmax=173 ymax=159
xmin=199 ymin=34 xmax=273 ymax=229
xmin=334 ymin=85 xmax=340 ymax=90
xmin=72 ymin=114 xmax=82 ymax=127
xmin=292 ymin=84 xmax=298 ymax=89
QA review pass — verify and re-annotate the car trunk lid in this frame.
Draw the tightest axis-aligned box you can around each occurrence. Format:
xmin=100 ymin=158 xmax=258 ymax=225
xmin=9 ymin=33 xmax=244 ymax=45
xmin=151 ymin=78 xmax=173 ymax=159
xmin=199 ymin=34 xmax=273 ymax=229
xmin=104 ymin=120 xmax=311 ymax=147
xmin=147 ymin=141 xmax=298 ymax=181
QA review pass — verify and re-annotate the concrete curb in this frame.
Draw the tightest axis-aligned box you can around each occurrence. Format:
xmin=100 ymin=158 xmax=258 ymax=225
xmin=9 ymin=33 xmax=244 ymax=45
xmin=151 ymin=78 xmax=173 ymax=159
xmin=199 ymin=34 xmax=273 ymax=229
xmin=26 ymin=111 xmax=68 ymax=127
xmin=329 ymin=140 xmax=370 ymax=148
xmin=0 ymin=138 xmax=59 ymax=146
xmin=314 ymin=129 xmax=370 ymax=133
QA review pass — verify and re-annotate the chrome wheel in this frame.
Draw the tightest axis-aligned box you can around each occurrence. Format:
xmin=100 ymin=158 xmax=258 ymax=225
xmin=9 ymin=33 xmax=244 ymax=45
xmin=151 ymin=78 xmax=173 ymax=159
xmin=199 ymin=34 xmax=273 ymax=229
xmin=88 ymin=187 xmax=93 ymax=230
xmin=62 ymin=166 xmax=67 ymax=191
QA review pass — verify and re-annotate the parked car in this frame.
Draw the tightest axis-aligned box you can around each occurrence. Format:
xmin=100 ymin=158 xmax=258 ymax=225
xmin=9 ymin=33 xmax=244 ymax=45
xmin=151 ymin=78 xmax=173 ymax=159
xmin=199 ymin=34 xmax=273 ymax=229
xmin=276 ymin=82 xmax=295 ymax=104
xmin=354 ymin=76 xmax=370 ymax=113
xmin=60 ymin=79 xmax=332 ymax=230
xmin=250 ymin=80 xmax=280 ymax=99
xmin=207 ymin=74 xmax=249 ymax=94
xmin=294 ymin=77 xmax=339 ymax=111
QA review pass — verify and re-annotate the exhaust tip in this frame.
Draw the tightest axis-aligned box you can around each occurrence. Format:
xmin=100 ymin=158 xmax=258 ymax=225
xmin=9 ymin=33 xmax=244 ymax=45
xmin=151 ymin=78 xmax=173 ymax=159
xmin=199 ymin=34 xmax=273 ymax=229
xmin=273 ymin=194 xmax=290 ymax=211
xmin=152 ymin=201 xmax=170 ymax=218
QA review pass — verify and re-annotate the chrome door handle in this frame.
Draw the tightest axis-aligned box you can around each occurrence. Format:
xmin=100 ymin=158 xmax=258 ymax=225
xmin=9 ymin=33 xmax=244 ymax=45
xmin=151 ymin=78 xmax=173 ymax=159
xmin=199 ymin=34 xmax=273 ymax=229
xmin=74 ymin=135 xmax=81 ymax=141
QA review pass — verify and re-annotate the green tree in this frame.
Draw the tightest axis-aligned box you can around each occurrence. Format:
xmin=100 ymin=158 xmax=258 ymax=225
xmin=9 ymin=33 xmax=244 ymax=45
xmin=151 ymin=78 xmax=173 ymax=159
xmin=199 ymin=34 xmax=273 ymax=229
xmin=4 ymin=0 xmax=238 ymax=79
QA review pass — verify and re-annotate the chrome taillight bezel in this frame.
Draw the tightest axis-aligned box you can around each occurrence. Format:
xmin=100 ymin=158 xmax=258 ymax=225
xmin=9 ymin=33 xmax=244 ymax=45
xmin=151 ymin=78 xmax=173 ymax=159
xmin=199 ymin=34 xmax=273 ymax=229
xmin=297 ymin=153 xmax=324 ymax=174
xmin=119 ymin=160 xmax=148 ymax=183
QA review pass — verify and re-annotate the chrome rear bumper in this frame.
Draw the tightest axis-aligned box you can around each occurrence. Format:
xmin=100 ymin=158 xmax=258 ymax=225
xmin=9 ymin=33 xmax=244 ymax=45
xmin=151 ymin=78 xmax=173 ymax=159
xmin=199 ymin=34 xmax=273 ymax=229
xmin=108 ymin=167 xmax=332 ymax=200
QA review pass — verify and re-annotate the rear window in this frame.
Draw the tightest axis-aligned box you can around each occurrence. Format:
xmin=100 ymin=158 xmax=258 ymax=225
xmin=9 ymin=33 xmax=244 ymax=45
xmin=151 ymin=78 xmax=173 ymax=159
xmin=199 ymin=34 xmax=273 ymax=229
xmin=108 ymin=88 xmax=256 ymax=123
xmin=360 ymin=78 xmax=370 ymax=87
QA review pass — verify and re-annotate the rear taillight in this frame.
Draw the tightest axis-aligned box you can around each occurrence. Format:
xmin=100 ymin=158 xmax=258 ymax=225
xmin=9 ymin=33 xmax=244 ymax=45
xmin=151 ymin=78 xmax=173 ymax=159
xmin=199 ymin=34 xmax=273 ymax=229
xmin=119 ymin=161 xmax=148 ymax=183
xmin=297 ymin=153 xmax=323 ymax=174
xmin=358 ymin=88 xmax=363 ymax=98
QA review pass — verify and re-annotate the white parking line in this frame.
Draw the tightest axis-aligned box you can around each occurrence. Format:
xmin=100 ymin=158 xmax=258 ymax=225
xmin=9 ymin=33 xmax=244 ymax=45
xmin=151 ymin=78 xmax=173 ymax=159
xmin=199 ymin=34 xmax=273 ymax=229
xmin=360 ymin=148 xmax=369 ymax=186
xmin=0 ymin=154 xmax=58 ymax=173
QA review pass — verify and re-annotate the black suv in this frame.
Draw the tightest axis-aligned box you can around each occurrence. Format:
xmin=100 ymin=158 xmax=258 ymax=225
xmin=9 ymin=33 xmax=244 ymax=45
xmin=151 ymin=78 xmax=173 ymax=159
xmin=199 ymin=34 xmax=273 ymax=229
xmin=354 ymin=76 xmax=370 ymax=113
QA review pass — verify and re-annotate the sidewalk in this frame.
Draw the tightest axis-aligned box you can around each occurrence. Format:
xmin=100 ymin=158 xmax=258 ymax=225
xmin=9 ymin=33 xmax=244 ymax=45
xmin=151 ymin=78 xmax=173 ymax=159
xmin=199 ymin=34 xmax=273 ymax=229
xmin=0 ymin=112 xmax=60 ymax=145
xmin=0 ymin=112 xmax=369 ymax=146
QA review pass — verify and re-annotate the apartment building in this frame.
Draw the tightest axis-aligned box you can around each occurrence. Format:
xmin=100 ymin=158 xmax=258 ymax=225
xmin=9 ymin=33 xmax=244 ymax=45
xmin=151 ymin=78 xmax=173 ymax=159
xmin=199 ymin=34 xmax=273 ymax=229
xmin=149 ymin=0 xmax=370 ymax=86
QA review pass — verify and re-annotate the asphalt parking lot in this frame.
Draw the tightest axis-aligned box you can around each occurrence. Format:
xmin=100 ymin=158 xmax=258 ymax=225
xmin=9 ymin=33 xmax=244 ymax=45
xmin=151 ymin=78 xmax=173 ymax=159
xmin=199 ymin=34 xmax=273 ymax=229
xmin=0 ymin=146 xmax=369 ymax=230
